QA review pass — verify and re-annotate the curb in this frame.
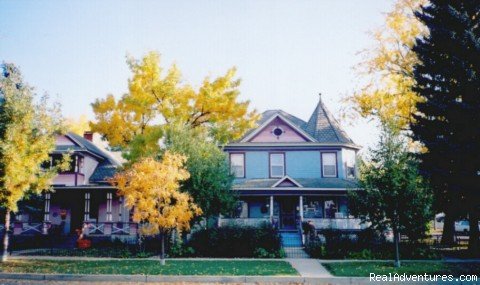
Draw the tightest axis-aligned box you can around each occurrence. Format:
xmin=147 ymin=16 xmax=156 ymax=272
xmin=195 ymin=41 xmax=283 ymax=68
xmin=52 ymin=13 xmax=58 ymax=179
xmin=0 ymin=274 xmax=476 ymax=284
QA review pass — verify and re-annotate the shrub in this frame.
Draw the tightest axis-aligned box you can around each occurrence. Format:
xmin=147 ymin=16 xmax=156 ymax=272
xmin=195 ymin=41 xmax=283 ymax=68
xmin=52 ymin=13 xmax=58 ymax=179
xmin=182 ymin=224 xmax=283 ymax=258
xmin=305 ymin=229 xmax=441 ymax=260
xmin=304 ymin=239 xmax=324 ymax=258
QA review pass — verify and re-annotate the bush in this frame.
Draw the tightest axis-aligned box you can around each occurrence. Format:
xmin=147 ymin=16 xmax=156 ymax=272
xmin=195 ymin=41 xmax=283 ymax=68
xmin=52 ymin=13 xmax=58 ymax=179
xmin=305 ymin=229 xmax=441 ymax=260
xmin=178 ymin=224 xmax=283 ymax=258
xmin=304 ymin=239 xmax=324 ymax=258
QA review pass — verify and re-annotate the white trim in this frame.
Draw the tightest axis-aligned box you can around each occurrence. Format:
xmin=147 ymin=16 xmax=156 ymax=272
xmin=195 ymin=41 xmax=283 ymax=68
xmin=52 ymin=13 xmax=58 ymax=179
xmin=240 ymin=113 xmax=316 ymax=143
xmin=226 ymin=142 xmax=362 ymax=149
xmin=233 ymin=187 xmax=359 ymax=191
xmin=106 ymin=192 xmax=113 ymax=222
xmin=271 ymin=175 xmax=304 ymax=188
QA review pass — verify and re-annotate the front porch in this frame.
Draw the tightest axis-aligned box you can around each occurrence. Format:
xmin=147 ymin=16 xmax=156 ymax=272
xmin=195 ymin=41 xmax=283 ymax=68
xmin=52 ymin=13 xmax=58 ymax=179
xmin=219 ymin=195 xmax=367 ymax=231
xmin=12 ymin=189 xmax=138 ymax=238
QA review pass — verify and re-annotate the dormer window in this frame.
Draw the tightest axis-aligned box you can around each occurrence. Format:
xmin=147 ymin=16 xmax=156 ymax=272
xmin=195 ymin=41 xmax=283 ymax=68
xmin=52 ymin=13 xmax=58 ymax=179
xmin=270 ymin=153 xmax=285 ymax=178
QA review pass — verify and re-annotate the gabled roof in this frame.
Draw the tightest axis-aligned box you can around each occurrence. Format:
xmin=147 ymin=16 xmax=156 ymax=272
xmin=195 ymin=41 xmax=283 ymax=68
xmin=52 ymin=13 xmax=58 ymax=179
xmin=65 ymin=133 xmax=120 ymax=166
xmin=240 ymin=112 xmax=316 ymax=143
xmin=238 ymin=109 xmax=309 ymax=142
xmin=56 ymin=133 xmax=120 ymax=183
xmin=271 ymin=176 xmax=303 ymax=188
xmin=237 ymin=96 xmax=355 ymax=146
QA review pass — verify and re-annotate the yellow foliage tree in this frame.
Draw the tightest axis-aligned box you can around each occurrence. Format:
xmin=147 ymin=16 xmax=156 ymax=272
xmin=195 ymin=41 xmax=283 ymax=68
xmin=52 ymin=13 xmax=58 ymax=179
xmin=345 ymin=0 xmax=428 ymax=131
xmin=64 ymin=114 xmax=90 ymax=135
xmin=110 ymin=152 xmax=202 ymax=264
xmin=0 ymin=63 xmax=70 ymax=261
xmin=91 ymin=52 xmax=258 ymax=151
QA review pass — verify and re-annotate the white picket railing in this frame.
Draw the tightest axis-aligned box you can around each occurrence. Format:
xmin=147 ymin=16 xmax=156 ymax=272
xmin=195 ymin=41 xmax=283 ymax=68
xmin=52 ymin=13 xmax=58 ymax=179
xmin=307 ymin=218 xmax=366 ymax=230
xmin=84 ymin=222 xmax=105 ymax=235
xmin=218 ymin=218 xmax=271 ymax=227
xmin=19 ymin=223 xmax=43 ymax=234
xmin=112 ymin=223 xmax=130 ymax=235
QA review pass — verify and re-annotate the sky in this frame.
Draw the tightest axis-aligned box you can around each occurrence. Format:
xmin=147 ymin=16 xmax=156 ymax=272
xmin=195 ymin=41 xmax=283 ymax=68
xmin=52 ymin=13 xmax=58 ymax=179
xmin=1 ymin=0 xmax=394 ymax=150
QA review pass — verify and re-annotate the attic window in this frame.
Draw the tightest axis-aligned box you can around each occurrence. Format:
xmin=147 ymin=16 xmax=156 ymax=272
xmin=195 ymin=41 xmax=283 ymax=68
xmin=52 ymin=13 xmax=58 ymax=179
xmin=272 ymin=127 xmax=284 ymax=138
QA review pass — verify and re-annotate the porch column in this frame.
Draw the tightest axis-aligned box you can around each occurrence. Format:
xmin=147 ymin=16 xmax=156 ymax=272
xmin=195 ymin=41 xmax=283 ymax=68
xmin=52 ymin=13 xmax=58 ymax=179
xmin=42 ymin=193 xmax=51 ymax=235
xmin=118 ymin=196 xmax=123 ymax=222
xmin=299 ymin=195 xmax=305 ymax=245
xmin=106 ymin=192 xmax=113 ymax=222
xmin=104 ymin=192 xmax=113 ymax=235
xmin=299 ymin=196 xmax=304 ymax=222
xmin=84 ymin=192 xmax=90 ymax=221
xmin=269 ymin=196 xmax=274 ymax=222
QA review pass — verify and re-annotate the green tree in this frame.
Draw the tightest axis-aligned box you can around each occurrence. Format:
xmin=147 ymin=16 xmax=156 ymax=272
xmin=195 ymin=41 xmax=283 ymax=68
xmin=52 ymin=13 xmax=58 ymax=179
xmin=163 ymin=125 xmax=237 ymax=223
xmin=0 ymin=63 xmax=68 ymax=261
xmin=412 ymin=0 xmax=480 ymax=253
xmin=349 ymin=126 xmax=432 ymax=267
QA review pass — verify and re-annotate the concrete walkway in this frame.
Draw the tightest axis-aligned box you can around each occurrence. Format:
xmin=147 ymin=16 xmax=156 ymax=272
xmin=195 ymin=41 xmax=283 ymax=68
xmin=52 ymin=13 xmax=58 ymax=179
xmin=286 ymin=258 xmax=332 ymax=277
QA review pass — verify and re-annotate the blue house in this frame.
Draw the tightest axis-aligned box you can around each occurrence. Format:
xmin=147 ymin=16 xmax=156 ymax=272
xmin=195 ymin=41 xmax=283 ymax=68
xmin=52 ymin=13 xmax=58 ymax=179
xmin=221 ymin=96 xmax=365 ymax=232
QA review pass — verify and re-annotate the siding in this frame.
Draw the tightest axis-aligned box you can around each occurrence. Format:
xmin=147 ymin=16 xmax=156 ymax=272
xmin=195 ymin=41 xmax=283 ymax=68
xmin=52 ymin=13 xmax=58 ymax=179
xmin=230 ymin=149 xmax=347 ymax=180
xmin=245 ymin=152 xmax=269 ymax=178
xmin=286 ymin=151 xmax=321 ymax=178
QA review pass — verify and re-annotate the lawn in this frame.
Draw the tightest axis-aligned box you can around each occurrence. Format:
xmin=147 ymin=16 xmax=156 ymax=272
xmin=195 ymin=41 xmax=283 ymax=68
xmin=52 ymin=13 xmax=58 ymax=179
xmin=0 ymin=259 xmax=298 ymax=276
xmin=323 ymin=261 xmax=480 ymax=277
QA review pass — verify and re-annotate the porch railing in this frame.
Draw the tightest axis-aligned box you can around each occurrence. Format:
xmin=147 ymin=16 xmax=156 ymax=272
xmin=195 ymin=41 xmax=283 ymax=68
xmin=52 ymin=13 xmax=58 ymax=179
xmin=307 ymin=218 xmax=366 ymax=230
xmin=12 ymin=222 xmax=43 ymax=235
xmin=84 ymin=222 xmax=105 ymax=235
xmin=83 ymin=222 xmax=138 ymax=236
xmin=218 ymin=218 xmax=271 ymax=227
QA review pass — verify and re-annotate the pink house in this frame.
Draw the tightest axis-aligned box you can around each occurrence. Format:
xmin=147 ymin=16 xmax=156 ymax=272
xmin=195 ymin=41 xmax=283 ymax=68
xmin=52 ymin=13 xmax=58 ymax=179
xmin=12 ymin=132 xmax=137 ymax=239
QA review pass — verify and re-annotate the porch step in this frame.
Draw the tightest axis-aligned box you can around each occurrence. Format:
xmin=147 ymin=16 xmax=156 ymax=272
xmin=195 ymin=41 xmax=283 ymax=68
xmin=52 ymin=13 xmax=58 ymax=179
xmin=284 ymin=247 xmax=310 ymax=258
xmin=280 ymin=231 xmax=302 ymax=247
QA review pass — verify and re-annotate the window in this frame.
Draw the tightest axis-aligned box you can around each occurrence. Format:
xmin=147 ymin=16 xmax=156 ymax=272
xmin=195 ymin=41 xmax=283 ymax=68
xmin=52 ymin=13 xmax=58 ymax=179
xmin=322 ymin=153 xmax=337 ymax=177
xmin=270 ymin=153 xmax=285 ymax=177
xmin=230 ymin=153 xmax=245 ymax=178
xmin=303 ymin=197 xmax=324 ymax=218
xmin=345 ymin=150 xmax=356 ymax=179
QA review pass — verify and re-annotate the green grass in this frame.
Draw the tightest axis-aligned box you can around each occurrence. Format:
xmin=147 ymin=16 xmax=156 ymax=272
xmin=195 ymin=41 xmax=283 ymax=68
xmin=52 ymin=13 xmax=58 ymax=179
xmin=0 ymin=259 xmax=298 ymax=276
xmin=323 ymin=261 xmax=480 ymax=277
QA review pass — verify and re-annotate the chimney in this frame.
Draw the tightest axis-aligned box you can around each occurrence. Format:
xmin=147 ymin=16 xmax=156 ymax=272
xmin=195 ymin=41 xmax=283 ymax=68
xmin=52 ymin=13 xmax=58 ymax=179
xmin=83 ymin=131 xmax=93 ymax=142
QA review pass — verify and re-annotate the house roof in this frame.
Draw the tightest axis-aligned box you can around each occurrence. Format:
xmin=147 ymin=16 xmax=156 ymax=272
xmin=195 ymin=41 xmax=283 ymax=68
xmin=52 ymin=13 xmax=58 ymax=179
xmin=233 ymin=177 xmax=358 ymax=189
xmin=238 ymin=96 xmax=356 ymax=146
xmin=56 ymin=133 xmax=120 ymax=183
xmin=305 ymin=98 xmax=354 ymax=144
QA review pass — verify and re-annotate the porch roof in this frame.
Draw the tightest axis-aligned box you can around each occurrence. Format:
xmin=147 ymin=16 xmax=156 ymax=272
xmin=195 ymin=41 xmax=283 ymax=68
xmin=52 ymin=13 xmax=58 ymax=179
xmin=232 ymin=177 xmax=358 ymax=190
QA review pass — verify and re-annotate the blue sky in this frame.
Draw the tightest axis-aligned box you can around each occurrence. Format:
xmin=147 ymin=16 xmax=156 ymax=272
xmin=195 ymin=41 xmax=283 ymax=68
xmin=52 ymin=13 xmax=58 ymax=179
xmin=1 ymin=0 xmax=393 ymax=150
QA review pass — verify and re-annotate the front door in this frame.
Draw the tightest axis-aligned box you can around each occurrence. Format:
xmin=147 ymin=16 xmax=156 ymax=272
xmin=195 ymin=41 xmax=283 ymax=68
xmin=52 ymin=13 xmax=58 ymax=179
xmin=70 ymin=192 xmax=84 ymax=234
xmin=280 ymin=198 xmax=297 ymax=229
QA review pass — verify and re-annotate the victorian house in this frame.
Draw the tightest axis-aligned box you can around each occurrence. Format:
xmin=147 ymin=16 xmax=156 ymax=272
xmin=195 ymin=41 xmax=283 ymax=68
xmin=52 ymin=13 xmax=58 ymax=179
xmin=220 ymin=96 xmax=365 ymax=238
xmin=12 ymin=132 xmax=137 ymax=238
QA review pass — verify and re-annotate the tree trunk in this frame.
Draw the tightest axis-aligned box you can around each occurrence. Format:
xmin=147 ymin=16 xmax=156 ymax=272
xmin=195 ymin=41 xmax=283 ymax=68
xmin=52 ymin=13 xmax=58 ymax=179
xmin=160 ymin=232 xmax=165 ymax=265
xmin=441 ymin=207 xmax=456 ymax=246
xmin=468 ymin=205 xmax=479 ymax=256
xmin=393 ymin=227 xmax=401 ymax=268
xmin=2 ymin=210 xmax=11 ymax=262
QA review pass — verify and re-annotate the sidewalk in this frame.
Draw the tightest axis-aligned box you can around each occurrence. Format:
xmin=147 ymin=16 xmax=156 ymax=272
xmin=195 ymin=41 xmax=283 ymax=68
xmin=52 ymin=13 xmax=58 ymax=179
xmin=287 ymin=258 xmax=332 ymax=277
